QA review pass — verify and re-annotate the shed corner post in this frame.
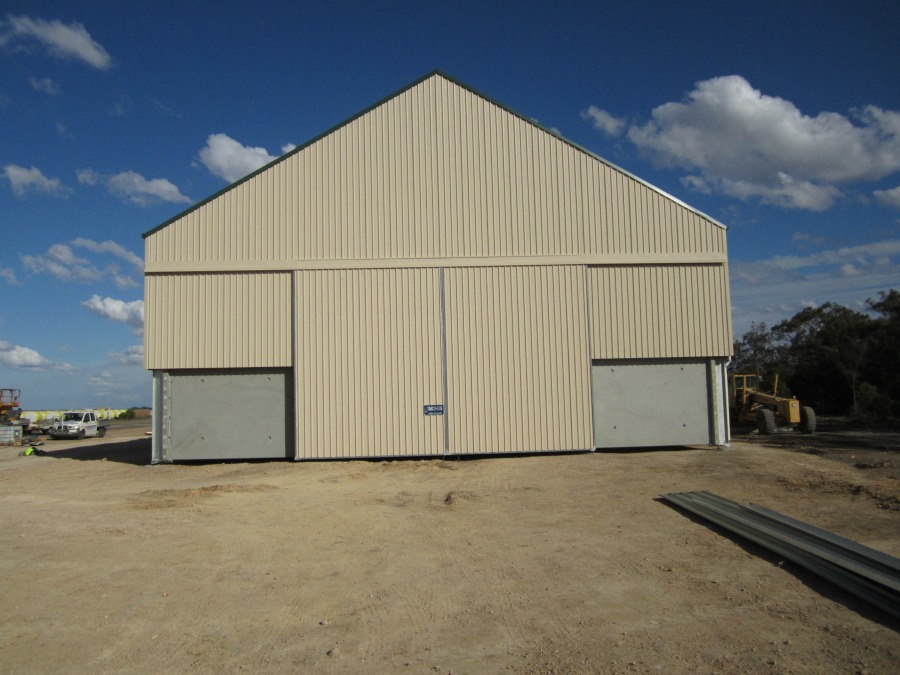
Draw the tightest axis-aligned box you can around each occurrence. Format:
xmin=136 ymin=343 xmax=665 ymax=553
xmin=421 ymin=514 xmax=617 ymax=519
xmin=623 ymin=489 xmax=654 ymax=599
xmin=151 ymin=370 xmax=172 ymax=463
xmin=707 ymin=358 xmax=730 ymax=448
xmin=151 ymin=370 xmax=164 ymax=463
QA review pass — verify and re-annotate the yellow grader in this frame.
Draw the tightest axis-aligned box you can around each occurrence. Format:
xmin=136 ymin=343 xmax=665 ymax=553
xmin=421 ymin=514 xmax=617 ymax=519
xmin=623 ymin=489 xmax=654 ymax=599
xmin=728 ymin=373 xmax=816 ymax=435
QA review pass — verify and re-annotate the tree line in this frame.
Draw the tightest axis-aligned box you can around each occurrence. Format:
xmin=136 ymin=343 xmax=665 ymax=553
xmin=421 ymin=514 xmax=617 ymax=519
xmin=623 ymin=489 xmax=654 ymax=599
xmin=731 ymin=289 xmax=900 ymax=419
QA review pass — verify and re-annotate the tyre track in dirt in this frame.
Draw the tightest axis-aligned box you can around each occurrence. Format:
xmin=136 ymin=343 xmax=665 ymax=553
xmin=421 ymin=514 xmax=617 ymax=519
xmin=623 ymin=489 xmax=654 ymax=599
xmin=1 ymin=439 xmax=897 ymax=673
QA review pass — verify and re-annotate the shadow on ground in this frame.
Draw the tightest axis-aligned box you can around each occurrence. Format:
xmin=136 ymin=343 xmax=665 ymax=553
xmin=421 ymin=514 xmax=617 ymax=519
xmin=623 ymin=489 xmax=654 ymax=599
xmin=657 ymin=497 xmax=900 ymax=630
xmin=35 ymin=443 xmax=703 ymax=467
xmin=732 ymin=417 xmax=900 ymax=453
xmin=41 ymin=438 xmax=152 ymax=465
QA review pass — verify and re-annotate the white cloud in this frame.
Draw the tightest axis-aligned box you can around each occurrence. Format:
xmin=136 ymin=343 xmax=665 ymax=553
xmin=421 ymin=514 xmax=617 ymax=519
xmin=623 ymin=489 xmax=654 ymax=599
xmin=21 ymin=239 xmax=142 ymax=288
xmin=730 ymin=238 xmax=900 ymax=335
xmin=88 ymin=371 xmax=112 ymax=385
xmin=75 ymin=168 xmax=98 ymax=185
xmin=82 ymin=295 xmax=144 ymax=334
xmin=281 ymin=143 xmax=297 ymax=153
xmin=107 ymin=266 xmax=139 ymax=289
xmin=109 ymin=94 xmax=130 ymax=116
xmin=792 ymin=231 xmax=826 ymax=246
xmin=77 ymin=168 xmax=191 ymax=206
xmin=580 ymin=106 xmax=626 ymax=136
xmin=585 ymin=75 xmax=900 ymax=211
xmin=745 ymin=239 xmax=900 ymax=273
xmin=0 ymin=340 xmax=50 ymax=367
xmin=150 ymin=97 xmax=180 ymax=118
xmin=713 ymin=173 xmax=842 ymax=211
xmin=874 ymin=185 xmax=900 ymax=209
xmin=198 ymin=133 xmax=278 ymax=182
xmin=680 ymin=175 xmax=711 ymax=194
xmin=3 ymin=164 xmax=70 ymax=198
xmin=109 ymin=344 xmax=143 ymax=365
xmin=22 ymin=243 xmax=103 ymax=282
xmin=0 ymin=339 xmax=71 ymax=371
xmin=107 ymin=171 xmax=191 ymax=206
xmin=72 ymin=238 xmax=143 ymax=272
xmin=0 ymin=267 xmax=19 ymax=284
xmin=29 ymin=76 xmax=59 ymax=95
xmin=0 ymin=15 xmax=112 ymax=69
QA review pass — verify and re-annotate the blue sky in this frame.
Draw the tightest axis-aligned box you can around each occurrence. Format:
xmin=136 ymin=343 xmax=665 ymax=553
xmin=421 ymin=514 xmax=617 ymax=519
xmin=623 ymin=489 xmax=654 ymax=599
xmin=2 ymin=1 xmax=899 ymax=410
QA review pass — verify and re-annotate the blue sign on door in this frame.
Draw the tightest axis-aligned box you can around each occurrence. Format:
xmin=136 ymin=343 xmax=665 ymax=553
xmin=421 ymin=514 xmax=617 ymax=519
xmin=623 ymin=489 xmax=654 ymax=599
xmin=424 ymin=404 xmax=444 ymax=416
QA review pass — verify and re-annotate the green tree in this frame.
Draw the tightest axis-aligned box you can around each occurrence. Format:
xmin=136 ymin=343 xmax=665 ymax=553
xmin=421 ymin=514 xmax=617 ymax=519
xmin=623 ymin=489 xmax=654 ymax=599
xmin=731 ymin=322 xmax=789 ymax=393
xmin=731 ymin=290 xmax=899 ymax=419
xmin=772 ymin=303 xmax=874 ymax=415
xmin=868 ymin=289 xmax=900 ymax=321
xmin=863 ymin=290 xmax=900 ymax=418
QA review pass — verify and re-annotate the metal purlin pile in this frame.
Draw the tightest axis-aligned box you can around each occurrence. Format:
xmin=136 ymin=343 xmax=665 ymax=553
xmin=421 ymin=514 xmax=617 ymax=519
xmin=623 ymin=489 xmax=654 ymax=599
xmin=663 ymin=491 xmax=900 ymax=620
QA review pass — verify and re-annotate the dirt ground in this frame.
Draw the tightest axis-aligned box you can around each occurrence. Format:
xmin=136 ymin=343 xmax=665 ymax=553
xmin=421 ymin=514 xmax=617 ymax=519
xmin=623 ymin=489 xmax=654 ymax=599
xmin=1 ymin=420 xmax=897 ymax=674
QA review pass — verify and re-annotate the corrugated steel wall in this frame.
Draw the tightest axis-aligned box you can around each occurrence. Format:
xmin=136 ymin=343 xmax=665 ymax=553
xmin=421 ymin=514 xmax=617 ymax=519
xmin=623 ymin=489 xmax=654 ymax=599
xmin=144 ymin=74 xmax=725 ymax=270
xmin=588 ymin=265 xmax=732 ymax=359
xmin=294 ymin=269 xmax=445 ymax=459
xmin=444 ymin=266 xmax=592 ymax=454
xmin=144 ymin=273 xmax=291 ymax=369
xmin=585 ymin=168 xmax=725 ymax=257
xmin=142 ymin=73 xmax=733 ymax=459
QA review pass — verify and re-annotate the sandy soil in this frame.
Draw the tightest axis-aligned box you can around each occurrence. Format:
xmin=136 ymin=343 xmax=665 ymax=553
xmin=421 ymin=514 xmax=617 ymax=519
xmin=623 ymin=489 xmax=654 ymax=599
xmin=1 ymin=422 xmax=897 ymax=674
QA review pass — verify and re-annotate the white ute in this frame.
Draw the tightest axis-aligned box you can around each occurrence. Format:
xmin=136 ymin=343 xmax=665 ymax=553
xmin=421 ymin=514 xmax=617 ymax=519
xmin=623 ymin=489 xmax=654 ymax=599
xmin=49 ymin=410 xmax=107 ymax=439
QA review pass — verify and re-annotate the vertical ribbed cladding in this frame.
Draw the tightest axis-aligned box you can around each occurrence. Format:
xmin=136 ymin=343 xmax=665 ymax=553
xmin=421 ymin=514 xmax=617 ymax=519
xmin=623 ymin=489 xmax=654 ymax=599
xmin=144 ymin=273 xmax=291 ymax=369
xmin=144 ymin=72 xmax=727 ymax=269
xmin=444 ymin=266 xmax=592 ymax=454
xmin=579 ymin=157 xmax=726 ymax=257
xmin=293 ymin=269 xmax=444 ymax=459
xmin=138 ymin=73 xmax=738 ymax=464
xmin=587 ymin=265 xmax=732 ymax=360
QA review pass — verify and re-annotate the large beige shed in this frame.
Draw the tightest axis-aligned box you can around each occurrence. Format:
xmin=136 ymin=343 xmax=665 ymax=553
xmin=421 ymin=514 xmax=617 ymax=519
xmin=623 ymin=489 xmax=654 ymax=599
xmin=143 ymin=71 xmax=732 ymax=462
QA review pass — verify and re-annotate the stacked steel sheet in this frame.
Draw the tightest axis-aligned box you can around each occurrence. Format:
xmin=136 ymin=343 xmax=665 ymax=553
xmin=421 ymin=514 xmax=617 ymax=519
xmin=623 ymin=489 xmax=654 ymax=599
xmin=663 ymin=491 xmax=900 ymax=620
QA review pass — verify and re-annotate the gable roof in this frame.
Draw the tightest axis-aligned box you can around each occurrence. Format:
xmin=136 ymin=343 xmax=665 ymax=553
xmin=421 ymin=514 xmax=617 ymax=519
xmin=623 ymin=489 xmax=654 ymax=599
xmin=143 ymin=70 xmax=724 ymax=240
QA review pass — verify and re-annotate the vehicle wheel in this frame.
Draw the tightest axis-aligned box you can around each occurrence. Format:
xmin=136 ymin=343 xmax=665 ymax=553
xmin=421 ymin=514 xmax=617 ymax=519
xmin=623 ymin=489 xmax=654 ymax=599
xmin=98 ymin=427 xmax=106 ymax=438
xmin=756 ymin=408 xmax=776 ymax=435
xmin=78 ymin=429 xmax=85 ymax=440
xmin=799 ymin=406 xmax=816 ymax=434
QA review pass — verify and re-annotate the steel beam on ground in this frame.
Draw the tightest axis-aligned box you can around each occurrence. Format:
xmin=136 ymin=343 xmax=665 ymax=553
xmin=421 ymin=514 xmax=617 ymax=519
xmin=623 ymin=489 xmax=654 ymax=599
xmin=662 ymin=491 xmax=900 ymax=620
